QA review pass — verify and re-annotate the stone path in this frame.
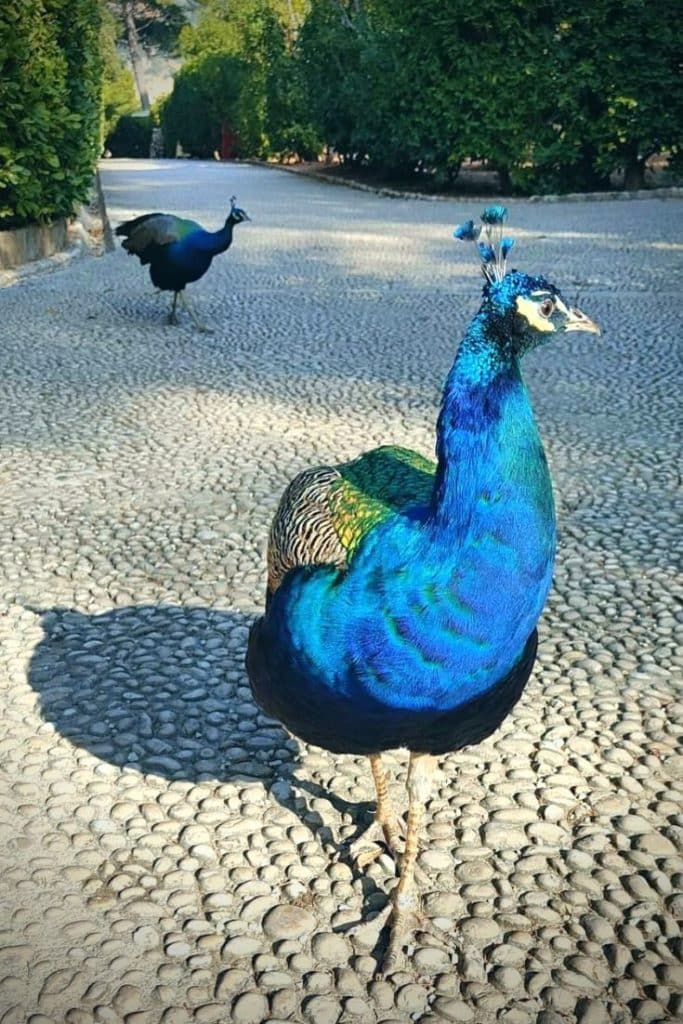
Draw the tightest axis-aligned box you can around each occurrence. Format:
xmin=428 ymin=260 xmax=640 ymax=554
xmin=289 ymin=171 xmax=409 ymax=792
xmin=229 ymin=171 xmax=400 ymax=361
xmin=0 ymin=159 xmax=681 ymax=1023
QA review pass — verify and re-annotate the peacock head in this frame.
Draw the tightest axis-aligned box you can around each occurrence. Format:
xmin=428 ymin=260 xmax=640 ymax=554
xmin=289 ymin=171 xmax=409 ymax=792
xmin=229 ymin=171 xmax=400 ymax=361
xmin=227 ymin=196 xmax=251 ymax=225
xmin=454 ymin=206 xmax=600 ymax=355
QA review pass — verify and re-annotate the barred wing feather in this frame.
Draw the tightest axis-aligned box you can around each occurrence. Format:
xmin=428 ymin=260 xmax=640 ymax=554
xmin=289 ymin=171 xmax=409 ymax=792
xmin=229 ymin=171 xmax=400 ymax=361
xmin=267 ymin=445 xmax=435 ymax=595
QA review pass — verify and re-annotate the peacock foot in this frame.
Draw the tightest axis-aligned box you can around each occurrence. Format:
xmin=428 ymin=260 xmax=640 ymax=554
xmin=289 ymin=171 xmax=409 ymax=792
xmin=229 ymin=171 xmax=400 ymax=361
xmin=344 ymin=822 xmax=433 ymax=892
xmin=345 ymin=815 xmax=404 ymax=871
xmin=380 ymin=894 xmax=453 ymax=978
xmin=352 ymin=879 xmax=455 ymax=977
xmin=378 ymin=898 xmax=422 ymax=978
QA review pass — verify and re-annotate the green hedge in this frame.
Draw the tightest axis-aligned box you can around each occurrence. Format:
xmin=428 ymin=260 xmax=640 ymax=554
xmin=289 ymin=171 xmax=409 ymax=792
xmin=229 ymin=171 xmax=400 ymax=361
xmin=0 ymin=0 xmax=102 ymax=228
xmin=297 ymin=0 xmax=682 ymax=193
xmin=163 ymin=0 xmax=322 ymax=162
xmin=107 ymin=115 xmax=153 ymax=158
xmin=160 ymin=51 xmax=258 ymax=159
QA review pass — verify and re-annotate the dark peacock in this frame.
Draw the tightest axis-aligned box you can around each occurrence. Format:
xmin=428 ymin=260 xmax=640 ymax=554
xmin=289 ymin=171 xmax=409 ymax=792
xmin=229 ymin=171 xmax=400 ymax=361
xmin=115 ymin=196 xmax=250 ymax=329
xmin=247 ymin=207 xmax=600 ymax=973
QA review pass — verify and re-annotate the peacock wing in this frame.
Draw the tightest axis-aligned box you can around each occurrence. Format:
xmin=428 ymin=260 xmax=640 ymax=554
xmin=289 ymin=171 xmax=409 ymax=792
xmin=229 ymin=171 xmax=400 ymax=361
xmin=117 ymin=213 xmax=201 ymax=254
xmin=267 ymin=445 xmax=435 ymax=595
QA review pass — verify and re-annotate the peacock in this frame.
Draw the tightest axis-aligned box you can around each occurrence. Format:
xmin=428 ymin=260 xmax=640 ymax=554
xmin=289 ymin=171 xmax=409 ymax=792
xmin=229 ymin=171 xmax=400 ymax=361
xmin=115 ymin=196 xmax=250 ymax=329
xmin=247 ymin=207 xmax=600 ymax=974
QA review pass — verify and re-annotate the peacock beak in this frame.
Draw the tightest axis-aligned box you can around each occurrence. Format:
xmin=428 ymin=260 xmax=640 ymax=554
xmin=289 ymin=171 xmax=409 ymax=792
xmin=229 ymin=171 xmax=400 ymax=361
xmin=564 ymin=306 xmax=601 ymax=335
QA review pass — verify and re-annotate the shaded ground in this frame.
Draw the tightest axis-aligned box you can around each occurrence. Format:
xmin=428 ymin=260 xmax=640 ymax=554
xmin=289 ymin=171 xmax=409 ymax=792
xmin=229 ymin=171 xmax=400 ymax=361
xmin=278 ymin=155 xmax=679 ymax=198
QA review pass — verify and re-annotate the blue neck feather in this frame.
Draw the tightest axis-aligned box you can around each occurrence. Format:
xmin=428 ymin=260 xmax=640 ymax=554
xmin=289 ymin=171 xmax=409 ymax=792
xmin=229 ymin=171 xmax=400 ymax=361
xmin=209 ymin=219 xmax=235 ymax=254
xmin=432 ymin=312 xmax=517 ymax=530
xmin=191 ymin=217 xmax=235 ymax=255
xmin=266 ymin=304 xmax=557 ymax=714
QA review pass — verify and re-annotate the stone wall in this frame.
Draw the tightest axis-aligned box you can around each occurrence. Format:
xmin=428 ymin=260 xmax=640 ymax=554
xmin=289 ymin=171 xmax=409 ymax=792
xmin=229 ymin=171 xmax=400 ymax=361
xmin=0 ymin=219 xmax=68 ymax=270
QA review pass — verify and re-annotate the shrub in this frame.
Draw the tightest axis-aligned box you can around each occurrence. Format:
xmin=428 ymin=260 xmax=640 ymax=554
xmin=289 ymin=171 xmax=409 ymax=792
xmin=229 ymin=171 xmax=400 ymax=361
xmin=169 ymin=0 xmax=320 ymax=162
xmin=107 ymin=114 xmax=153 ymax=158
xmin=296 ymin=0 xmax=681 ymax=193
xmin=0 ymin=0 xmax=102 ymax=227
xmin=160 ymin=51 xmax=260 ymax=158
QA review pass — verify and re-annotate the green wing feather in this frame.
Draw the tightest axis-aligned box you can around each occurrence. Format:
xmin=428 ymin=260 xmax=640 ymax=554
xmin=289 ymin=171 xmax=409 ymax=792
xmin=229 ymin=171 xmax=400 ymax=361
xmin=267 ymin=444 xmax=435 ymax=595
xmin=328 ymin=445 xmax=436 ymax=557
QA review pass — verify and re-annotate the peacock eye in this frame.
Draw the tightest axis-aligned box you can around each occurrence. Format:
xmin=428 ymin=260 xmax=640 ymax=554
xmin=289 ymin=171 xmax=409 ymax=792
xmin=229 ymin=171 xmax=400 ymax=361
xmin=539 ymin=298 xmax=555 ymax=318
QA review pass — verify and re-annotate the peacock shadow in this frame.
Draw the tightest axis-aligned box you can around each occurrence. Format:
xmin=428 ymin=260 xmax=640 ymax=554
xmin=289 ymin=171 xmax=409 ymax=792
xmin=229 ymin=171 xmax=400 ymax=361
xmin=25 ymin=604 xmax=419 ymax=953
xmin=26 ymin=603 xmax=295 ymax=785
xmin=26 ymin=603 xmax=378 ymax=853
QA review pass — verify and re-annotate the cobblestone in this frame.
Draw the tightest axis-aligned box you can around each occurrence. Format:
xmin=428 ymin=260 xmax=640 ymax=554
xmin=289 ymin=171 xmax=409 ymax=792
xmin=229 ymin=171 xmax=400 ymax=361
xmin=0 ymin=159 xmax=680 ymax=1021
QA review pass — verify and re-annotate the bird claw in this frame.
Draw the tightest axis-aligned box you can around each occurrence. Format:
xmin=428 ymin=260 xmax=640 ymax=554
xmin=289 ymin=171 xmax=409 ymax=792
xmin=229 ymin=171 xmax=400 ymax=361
xmin=350 ymin=882 xmax=453 ymax=979
xmin=344 ymin=818 xmax=403 ymax=871
xmin=378 ymin=905 xmax=457 ymax=979
xmin=346 ymin=888 xmax=437 ymax=979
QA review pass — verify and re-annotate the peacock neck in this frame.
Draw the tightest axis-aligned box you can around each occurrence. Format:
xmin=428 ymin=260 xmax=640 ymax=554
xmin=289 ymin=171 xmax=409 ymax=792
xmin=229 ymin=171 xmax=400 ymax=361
xmin=197 ymin=219 xmax=234 ymax=255
xmin=430 ymin=311 xmax=547 ymax=533
xmin=214 ymin=218 xmax=235 ymax=253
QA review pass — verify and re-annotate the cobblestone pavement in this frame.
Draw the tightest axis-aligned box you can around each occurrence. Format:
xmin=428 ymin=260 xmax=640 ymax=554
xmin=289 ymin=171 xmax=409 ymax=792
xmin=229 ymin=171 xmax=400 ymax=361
xmin=0 ymin=159 xmax=681 ymax=1024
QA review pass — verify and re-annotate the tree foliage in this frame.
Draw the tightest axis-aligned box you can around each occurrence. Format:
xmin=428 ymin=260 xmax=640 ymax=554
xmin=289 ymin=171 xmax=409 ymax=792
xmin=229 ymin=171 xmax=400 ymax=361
xmin=101 ymin=4 xmax=138 ymax=139
xmin=106 ymin=1 xmax=191 ymax=108
xmin=161 ymin=52 xmax=254 ymax=157
xmin=107 ymin=114 xmax=154 ymax=156
xmin=537 ymin=1 xmax=682 ymax=190
xmin=161 ymin=0 xmax=321 ymax=159
xmin=0 ymin=0 xmax=103 ymax=227
xmin=156 ymin=0 xmax=680 ymax=191
xmin=296 ymin=0 xmax=681 ymax=191
xmin=106 ymin=0 xmax=190 ymax=53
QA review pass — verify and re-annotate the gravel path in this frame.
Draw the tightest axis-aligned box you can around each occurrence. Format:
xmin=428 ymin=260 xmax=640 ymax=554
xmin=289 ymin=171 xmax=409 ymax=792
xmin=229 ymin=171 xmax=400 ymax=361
xmin=0 ymin=158 xmax=681 ymax=1024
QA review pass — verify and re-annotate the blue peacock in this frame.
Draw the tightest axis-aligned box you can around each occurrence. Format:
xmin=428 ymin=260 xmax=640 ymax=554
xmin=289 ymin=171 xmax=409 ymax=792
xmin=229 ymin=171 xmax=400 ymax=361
xmin=115 ymin=196 xmax=250 ymax=329
xmin=247 ymin=206 xmax=600 ymax=973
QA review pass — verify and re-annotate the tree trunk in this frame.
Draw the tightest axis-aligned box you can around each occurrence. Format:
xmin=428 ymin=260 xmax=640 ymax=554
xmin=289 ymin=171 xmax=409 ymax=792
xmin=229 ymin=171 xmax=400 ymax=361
xmin=124 ymin=1 xmax=150 ymax=111
xmin=497 ymin=165 xmax=512 ymax=193
xmin=624 ymin=156 xmax=647 ymax=191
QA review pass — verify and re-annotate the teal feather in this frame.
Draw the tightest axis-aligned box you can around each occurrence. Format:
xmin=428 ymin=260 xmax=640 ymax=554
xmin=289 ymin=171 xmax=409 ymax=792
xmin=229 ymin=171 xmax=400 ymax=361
xmin=248 ymin=260 xmax=600 ymax=756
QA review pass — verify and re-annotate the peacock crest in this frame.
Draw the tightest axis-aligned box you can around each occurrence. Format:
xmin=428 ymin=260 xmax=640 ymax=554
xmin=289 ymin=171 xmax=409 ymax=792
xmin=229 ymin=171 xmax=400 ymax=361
xmin=454 ymin=205 xmax=515 ymax=285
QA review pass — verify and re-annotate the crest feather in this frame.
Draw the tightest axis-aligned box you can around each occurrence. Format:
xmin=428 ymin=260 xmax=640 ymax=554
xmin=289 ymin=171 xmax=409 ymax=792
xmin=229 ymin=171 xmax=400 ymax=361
xmin=454 ymin=206 xmax=516 ymax=284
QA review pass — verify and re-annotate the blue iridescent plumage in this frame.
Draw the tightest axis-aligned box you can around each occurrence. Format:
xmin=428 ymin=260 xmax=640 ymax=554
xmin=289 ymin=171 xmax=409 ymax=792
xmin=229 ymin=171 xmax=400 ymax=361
xmin=455 ymin=205 xmax=515 ymax=283
xmin=453 ymin=219 xmax=481 ymax=241
xmin=502 ymin=236 xmax=515 ymax=258
xmin=115 ymin=196 xmax=250 ymax=326
xmin=247 ymin=211 xmax=600 ymax=972
xmin=481 ymin=204 xmax=508 ymax=224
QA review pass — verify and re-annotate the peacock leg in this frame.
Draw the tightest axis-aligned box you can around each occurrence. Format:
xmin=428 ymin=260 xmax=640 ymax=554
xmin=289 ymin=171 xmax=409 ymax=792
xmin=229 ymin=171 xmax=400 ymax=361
xmin=179 ymin=291 xmax=213 ymax=334
xmin=168 ymin=291 xmax=179 ymax=325
xmin=347 ymin=753 xmax=403 ymax=869
xmin=380 ymin=750 xmax=436 ymax=975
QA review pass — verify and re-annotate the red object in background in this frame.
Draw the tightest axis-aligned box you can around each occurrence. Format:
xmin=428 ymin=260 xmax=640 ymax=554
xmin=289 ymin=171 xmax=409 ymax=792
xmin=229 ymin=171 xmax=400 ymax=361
xmin=220 ymin=124 xmax=236 ymax=160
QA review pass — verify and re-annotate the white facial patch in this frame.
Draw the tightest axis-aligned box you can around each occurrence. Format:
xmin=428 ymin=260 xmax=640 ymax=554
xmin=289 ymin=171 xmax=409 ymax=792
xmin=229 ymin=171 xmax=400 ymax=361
xmin=515 ymin=295 xmax=556 ymax=332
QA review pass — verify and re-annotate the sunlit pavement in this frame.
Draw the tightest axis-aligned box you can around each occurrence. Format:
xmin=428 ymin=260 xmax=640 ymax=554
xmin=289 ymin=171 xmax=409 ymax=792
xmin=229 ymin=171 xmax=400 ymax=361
xmin=0 ymin=159 xmax=681 ymax=1022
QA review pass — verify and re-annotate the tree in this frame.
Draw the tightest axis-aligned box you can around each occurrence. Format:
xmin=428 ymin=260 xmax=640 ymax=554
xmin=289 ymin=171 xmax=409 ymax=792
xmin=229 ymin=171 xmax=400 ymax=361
xmin=106 ymin=1 xmax=192 ymax=110
xmin=160 ymin=51 xmax=254 ymax=156
xmin=297 ymin=0 xmax=365 ymax=162
xmin=297 ymin=0 xmax=681 ymax=192
xmin=547 ymin=0 xmax=682 ymax=190
xmin=165 ymin=0 xmax=318 ymax=159
xmin=101 ymin=5 xmax=138 ymax=138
